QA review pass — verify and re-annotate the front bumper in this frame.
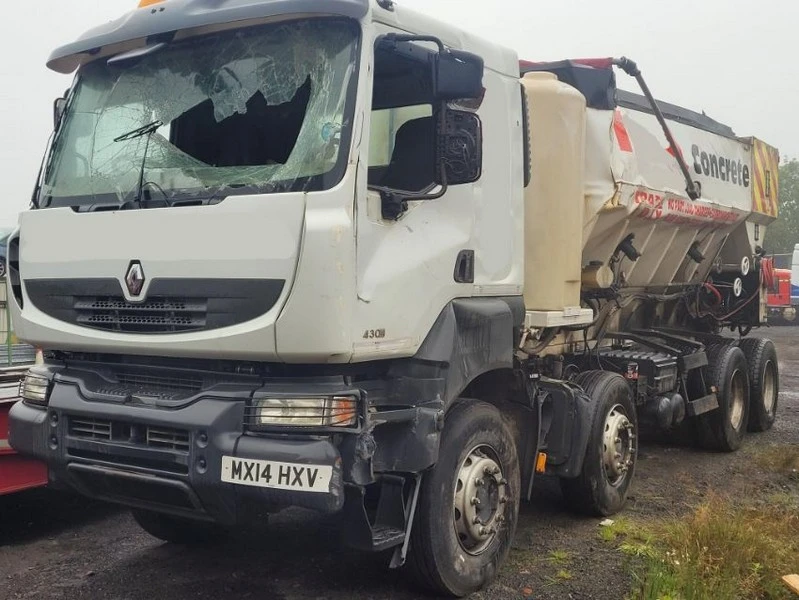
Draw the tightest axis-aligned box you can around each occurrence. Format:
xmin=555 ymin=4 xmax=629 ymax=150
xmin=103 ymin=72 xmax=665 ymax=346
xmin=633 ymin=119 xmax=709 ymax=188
xmin=9 ymin=384 xmax=349 ymax=524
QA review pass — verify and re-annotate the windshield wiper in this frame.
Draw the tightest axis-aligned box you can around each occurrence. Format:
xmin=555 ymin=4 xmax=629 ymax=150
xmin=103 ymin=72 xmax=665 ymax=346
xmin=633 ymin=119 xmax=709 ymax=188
xmin=114 ymin=120 xmax=163 ymax=209
xmin=114 ymin=120 xmax=163 ymax=143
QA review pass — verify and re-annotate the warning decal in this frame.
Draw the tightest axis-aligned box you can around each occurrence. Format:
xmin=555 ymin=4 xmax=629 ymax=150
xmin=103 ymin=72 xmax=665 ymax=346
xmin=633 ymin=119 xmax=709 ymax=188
xmin=752 ymin=138 xmax=780 ymax=217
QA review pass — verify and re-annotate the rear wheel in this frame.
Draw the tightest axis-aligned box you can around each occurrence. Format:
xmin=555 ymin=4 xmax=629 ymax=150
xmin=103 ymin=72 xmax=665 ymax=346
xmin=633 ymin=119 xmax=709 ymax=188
xmin=698 ymin=344 xmax=750 ymax=451
xmin=560 ymin=371 xmax=637 ymax=516
xmin=406 ymin=399 xmax=520 ymax=597
xmin=132 ymin=509 xmax=228 ymax=545
xmin=738 ymin=338 xmax=779 ymax=432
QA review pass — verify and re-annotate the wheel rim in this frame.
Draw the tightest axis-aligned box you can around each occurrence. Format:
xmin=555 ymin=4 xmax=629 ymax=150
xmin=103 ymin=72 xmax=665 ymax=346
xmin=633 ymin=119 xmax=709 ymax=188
xmin=453 ymin=444 xmax=508 ymax=556
xmin=729 ymin=368 xmax=746 ymax=430
xmin=602 ymin=404 xmax=635 ymax=487
xmin=762 ymin=360 xmax=777 ymax=417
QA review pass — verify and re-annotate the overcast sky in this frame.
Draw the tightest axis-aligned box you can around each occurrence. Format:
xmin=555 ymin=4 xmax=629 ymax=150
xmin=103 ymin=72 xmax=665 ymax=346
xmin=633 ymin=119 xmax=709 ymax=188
xmin=0 ymin=0 xmax=796 ymax=226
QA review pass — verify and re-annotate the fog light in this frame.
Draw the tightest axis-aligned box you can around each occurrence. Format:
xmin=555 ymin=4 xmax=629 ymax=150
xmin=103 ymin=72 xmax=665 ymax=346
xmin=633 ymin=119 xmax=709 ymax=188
xmin=20 ymin=370 xmax=52 ymax=406
xmin=252 ymin=396 xmax=358 ymax=428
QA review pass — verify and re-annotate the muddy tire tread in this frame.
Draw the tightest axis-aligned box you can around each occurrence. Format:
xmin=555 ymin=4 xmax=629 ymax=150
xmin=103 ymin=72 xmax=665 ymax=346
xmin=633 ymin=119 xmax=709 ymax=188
xmin=738 ymin=337 xmax=779 ymax=432
xmin=697 ymin=344 xmax=750 ymax=452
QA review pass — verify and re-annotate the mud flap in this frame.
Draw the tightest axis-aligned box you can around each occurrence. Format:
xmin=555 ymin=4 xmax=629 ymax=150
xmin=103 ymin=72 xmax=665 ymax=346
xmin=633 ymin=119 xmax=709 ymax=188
xmin=537 ymin=379 xmax=594 ymax=479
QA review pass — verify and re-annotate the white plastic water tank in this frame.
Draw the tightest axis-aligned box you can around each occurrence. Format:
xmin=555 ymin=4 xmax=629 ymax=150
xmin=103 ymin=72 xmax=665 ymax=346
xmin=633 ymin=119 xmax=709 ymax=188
xmin=521 ymin=72 xmax=586 ymax=313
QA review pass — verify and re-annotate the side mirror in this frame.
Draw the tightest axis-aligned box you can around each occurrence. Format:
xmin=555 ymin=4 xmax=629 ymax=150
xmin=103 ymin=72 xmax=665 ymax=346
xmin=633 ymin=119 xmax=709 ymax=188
xmin=435 ymin=50 xmax=484 ymax=100
xmin=53 ymin=96 xmax=67 ymax=130
xmin=436 ymin=110 xmax=482 ymax=186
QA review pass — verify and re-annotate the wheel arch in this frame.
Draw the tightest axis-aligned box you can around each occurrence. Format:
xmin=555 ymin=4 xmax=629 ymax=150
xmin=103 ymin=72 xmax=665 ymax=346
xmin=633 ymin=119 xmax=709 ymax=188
xmin=373 ymin=298 xmax=525 ymax=476
xmin=460 ymin=368 xmax=539 ymax=500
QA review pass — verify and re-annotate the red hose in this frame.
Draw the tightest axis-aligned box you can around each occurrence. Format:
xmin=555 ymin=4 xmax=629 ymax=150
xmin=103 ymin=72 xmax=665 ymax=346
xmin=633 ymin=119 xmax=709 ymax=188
xmin=761 ymin=257 xmax=775 ymax=290
xmin=702 ymin=283 xmax=723 ymax=305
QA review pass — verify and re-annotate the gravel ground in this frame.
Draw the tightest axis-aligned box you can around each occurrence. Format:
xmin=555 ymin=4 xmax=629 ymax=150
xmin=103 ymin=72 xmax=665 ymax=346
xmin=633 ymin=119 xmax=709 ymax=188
xmin=2 ymin=327 xmax=797 ymax=600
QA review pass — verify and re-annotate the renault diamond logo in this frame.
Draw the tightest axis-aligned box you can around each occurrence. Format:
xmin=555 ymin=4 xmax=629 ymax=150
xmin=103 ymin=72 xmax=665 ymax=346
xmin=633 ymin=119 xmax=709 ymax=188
xmin=125 ymin=261 xmax=145 ymax=297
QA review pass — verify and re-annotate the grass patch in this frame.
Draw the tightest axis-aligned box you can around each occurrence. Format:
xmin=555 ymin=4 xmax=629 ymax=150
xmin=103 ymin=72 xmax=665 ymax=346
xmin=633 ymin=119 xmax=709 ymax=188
xmin=543 ymin=569 xmax=574 ymax=586
xmin=598 ymin=517 xmax=653 ymax=545
xmin=547 ymin=549 xmax=572 ymax=564
xmin=756 ymin=444 xmax=799 ymax=475
xmin=765 ymin=491 xmax=799 ymax=510
xmin=624 ymin=496 xmax=799 ymax=600
xmin=555 ymin=569 xmax=573 ymax=581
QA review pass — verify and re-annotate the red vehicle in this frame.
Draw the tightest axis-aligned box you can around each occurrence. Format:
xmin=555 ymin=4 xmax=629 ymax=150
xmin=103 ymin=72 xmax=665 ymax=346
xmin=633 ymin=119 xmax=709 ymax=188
xmin=767 ymin=267 xmax=797 ymax=323
xmin=1 ymin=366 xmax=47 ymax=495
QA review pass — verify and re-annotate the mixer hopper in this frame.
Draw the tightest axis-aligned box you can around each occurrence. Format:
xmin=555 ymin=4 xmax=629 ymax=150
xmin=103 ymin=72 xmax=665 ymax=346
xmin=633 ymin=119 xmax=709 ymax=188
xmin=520 ymin=58 xmax=779 ymax=332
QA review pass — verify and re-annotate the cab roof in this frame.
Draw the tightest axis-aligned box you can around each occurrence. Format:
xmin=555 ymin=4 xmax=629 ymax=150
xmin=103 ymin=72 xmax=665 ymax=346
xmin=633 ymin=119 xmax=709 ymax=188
xmin=49 ymin=0 xmax=520 ymax=79
xmin=48 ymin=0 xmax=370 ymax=73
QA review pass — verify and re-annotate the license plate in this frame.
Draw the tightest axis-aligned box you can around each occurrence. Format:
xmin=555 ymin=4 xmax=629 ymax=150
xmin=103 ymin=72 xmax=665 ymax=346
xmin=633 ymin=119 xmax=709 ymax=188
xmin=220 ymin=456 xmax=333 ymax=494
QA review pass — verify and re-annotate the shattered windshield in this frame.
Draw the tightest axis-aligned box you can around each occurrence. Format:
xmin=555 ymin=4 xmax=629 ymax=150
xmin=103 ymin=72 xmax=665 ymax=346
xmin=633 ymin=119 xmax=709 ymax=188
xmin=40 ymin=18 xmax=359 ymax=210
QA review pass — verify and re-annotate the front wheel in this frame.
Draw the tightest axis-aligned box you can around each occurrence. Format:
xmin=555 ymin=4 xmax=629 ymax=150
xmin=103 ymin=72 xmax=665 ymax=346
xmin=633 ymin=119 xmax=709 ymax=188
xmin=406 ymin=399 xmax=520 ymax=598
xmin=132 ymin=509 xmax=228 ymax=545
xmin=560 ymin=371 xmax=637 ymax=516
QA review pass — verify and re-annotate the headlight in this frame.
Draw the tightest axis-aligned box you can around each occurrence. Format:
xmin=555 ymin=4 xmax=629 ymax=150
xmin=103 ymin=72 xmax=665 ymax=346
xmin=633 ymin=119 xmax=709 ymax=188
xmin=251 ymin=396 xmax=358 ymax=428
xmin=20 ymin=370 xmax=52 ymax=406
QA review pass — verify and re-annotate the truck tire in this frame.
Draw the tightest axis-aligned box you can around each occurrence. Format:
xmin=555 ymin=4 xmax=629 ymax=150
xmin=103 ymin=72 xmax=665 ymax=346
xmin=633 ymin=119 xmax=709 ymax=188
xmin=698 ymin=344 xmax=750 ymax=452
xmin=131 ymin=509 xmax=228 ymax=545
xmin=738 ymin=338 xmax=779 ymax=432
xmin=560 ymin=371 xmax=637 ymax=517
xmin=406 ymin=399 xmax=520 ymax=598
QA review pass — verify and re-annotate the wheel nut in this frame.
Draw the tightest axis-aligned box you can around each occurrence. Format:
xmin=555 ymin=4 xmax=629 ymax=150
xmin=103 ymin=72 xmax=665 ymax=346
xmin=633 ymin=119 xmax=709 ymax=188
xmin=499 ymin=497 xmax=507 ymax=504
xmin=470 ymin=497 xmax=481 ymax=506
xmin=479 ymin=527 xmax=488 ymax=536
xmin=474 ymin=477 xmax=484 ymax=486
xmin=498 ymin=478 xmax=508 ymax=485
xmin=473 ymin=516 xmax=482 ymax=524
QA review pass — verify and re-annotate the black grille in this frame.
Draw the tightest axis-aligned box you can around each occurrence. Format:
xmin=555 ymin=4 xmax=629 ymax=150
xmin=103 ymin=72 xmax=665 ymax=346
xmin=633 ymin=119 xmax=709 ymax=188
xmin=146 ymin=426 xmax=191 ymax=452
xmin=90 ymin=371 xmax=205 ymax=402
xmin=68 ymin=416 xmax=190 ymax=453
xmin=116 ymin=372 xmax=203 ymax=392
xmin=69 ymin=417 xmax=112 ymax=441
xmin=74 ymin=296 xmax=207 ymax=333
xmin=25 ymin=278 xmax=285 ymax=335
